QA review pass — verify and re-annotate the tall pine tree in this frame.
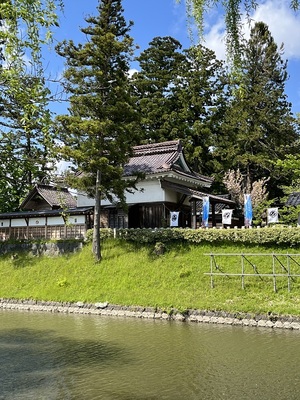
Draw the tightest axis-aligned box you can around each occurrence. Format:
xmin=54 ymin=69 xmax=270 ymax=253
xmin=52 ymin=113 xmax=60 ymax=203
xmin=214 ymin=22 xmax=299 ymax=198
xmin=132 ymin=36 xmax=186 ymax=144
xmin=132 ymin=38 xmax=228 ymax=176
xmin=174 ymin=44 xmax=228 ymax=175
xmin=55 ymin=0 xmax=138 ymax=261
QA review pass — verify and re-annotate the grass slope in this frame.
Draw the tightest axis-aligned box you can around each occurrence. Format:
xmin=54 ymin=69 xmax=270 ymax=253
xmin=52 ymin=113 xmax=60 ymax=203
xmin=1 ymin=239 xmax=300 ymax=316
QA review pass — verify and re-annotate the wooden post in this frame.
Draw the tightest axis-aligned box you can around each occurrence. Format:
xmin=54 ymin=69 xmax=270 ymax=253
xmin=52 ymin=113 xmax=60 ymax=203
xmin=272 ymin=253 xmax=277 ymax=293
xmin=211 ymin=202 xmax=216 ymax=227
xmin=191 ymin=200 xmax=197 ymax=230
xmin=210 ymin=254 xmax=214 ymax=288
xmin=241 ymin=254 xmax=244 ymax=290
xmin=287 ymin=254 xmax=291 ymax=293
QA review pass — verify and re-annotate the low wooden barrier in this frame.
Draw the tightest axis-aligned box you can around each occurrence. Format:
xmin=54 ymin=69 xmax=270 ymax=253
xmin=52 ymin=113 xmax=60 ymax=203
xmin=0 ymin=224 xmax=87 ymax=241
xmin=205 ymin=253 xmax=300 ymax=292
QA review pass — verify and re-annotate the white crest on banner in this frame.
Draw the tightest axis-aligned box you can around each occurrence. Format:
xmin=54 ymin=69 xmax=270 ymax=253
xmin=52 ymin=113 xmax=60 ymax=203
xmin=222 ymin=209 xmax=233 ymax=225
xmin=267 ymin=208 xmax=278 ymax=224
xmin=170 ymin=211 xmax=179 ymax=227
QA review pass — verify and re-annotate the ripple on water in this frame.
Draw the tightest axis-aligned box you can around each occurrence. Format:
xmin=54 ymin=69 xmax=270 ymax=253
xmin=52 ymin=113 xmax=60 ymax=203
xmin=0 ymin=311 xmax=300 ymax=400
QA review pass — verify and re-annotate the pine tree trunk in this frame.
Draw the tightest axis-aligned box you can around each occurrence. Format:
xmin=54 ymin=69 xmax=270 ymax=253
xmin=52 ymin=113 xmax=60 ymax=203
xmin=93 ymin=169 xmax=102 ymax=262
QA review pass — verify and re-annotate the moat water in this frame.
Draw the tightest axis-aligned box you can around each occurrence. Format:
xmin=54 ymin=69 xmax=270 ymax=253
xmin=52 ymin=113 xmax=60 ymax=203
xmin=0 ymin=309 xmax=299 ymax=400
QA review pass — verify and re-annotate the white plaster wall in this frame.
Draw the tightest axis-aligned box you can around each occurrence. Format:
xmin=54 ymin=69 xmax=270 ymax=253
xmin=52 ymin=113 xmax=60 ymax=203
xmin=0 ymin=220 xmax=10 ymax=228
xmin=77 ymin=180 xmax=166 ymax=207
xmin=29 ymin=217 xmax=46 ymax=226
xmin=11 ymin=219 xmax=27 ymax=227
xmin=125 ymin=180 xmax=164 ymax=204
xmin=164 ymin=188 xmax=178 ymax=203
xmin=47 ymin=216 xmax=65 ymax=226
xmin=68 ymin=215 xmax=85 ymax=224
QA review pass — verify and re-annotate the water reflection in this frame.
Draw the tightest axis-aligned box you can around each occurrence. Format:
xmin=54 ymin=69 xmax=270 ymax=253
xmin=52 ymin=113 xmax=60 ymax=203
xmin=0 ymin=327 xmax=133 ymax=400
xmin=0 ymin=310 xmax=300 ymax=400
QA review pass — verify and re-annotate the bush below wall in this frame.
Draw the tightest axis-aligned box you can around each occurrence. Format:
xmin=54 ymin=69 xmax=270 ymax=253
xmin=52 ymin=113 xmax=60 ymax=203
xmin=89 ymin=226 xmax=300 ymax=247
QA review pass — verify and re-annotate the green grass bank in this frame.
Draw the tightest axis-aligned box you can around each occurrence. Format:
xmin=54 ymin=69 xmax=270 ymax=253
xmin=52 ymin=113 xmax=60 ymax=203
xmin=1 ymin=239 xmax=300 ymax=317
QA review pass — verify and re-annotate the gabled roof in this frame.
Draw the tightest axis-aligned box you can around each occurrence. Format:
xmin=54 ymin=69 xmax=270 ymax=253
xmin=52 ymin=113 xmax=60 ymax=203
xmin=124 ymin=140 xmax=213 ymax=187
xmin=20 ymin=184 xmax=77 ymax=210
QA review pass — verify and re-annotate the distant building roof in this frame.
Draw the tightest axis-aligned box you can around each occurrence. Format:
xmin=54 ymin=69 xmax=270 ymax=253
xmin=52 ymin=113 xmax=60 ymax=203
xmin=19 ymin=184 xmax=77 ymax=211
xmin=0 ymin=207 xmax=93 ymax=220
xmin=124 ymin=140 xmax=213 ymax=188
xmin=286 ymin=192 xmax=300 ymax=206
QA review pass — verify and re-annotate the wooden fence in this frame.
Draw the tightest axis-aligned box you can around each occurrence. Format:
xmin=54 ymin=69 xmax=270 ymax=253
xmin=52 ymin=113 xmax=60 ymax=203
xmin=0 ymin=225 xmax=87 ymax=241
xmin=205 ymin=253 xmax=300 ymax=292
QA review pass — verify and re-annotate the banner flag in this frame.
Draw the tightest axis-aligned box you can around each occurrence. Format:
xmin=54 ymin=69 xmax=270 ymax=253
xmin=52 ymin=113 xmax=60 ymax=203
xmin=267 ymin=208 xmax=278 ymax=224
xmin=202 ymin=196 xmax=209 ymax=227
xmin=170 ymin=211 xmax=179 ymax=227
xmin=222 ymin=209 xmax=233 ymax=225
xmin=244 ymin=194 xmax=253 ymax=227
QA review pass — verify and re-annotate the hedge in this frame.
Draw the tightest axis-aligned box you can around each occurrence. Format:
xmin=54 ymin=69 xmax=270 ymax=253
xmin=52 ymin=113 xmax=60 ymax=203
xmin=86 ymin=226 xmax=300 ymax=247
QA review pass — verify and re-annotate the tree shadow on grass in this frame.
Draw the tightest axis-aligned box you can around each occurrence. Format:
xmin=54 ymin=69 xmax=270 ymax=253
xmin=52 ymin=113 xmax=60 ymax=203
xmin=1 ymin=252 xmax=41 ymax=269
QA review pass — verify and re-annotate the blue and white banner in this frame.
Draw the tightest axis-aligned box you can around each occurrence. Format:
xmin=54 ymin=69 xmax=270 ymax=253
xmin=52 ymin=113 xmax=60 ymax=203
xmin=267 ymin=208 xmax=278 ymax=224
xmin=222 ymin=209 xmax=233 ymax=225
xmin=244 ymin=194 xmax=253 ymax=227
xmin=170 ymin=211 xmax=179 ymax=227
xmin=202 ymin=196 xmax=209 ymax=228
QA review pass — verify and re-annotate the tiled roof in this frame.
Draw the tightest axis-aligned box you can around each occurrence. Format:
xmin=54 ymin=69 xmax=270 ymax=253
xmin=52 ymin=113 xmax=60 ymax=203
xmin=161 ymin=181 xmax=235 ymax=209
xmin=286 ymin=192 xmax=300 ymax=206
xmin=0 ymin=207 xmax=93 ymax=220
xmin=37 ymin=185 xmax=76 ymax=208
xmin=124 ymin=140 xmax=213 ymax=185
xmin=20 ymin=184 xmax=77 ymax=210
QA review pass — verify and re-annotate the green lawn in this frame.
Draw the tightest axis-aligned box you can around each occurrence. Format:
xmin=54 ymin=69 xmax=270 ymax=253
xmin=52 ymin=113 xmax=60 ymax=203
xmin=1 ymin=239 xmax=300 ymax=316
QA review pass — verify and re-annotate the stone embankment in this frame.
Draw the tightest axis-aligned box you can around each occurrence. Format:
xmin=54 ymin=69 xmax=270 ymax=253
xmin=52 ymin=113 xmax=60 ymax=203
xmin=1 ymin=298 xmax=300 ymax=330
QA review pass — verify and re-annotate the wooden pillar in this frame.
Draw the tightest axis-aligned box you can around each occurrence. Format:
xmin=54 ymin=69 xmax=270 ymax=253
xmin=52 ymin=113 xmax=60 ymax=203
xmin=191 ymin=200 xmax=197 ymax=229
xmin=45 ymin=216 xmax=48 ymax=239
xmin=211 ymin=202 xmax=216 ymax=227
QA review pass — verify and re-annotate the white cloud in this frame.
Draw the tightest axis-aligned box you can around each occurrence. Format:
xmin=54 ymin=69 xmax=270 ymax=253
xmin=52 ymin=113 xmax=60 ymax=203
xmin=203 ymin=18 xmax=226 ymax=60
xmin=128 ymin=68 xmax=139 ymax=77
xmin=249 ymin=0 xmax=300 ymax=59
xmin=203 ymin=0 xmax=300 ymax=60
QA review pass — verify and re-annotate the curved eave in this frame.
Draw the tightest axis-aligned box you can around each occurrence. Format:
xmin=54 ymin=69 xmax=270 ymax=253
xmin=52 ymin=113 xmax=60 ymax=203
xmin=124 ymin=170 xmax=212 ymax=189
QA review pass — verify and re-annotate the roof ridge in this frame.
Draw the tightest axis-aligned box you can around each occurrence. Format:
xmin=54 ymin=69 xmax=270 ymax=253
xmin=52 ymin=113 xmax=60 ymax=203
xmin=133 ymin=140 xmax=181 ymax=156
xmin=37 ymin=183 xmax=69 ymax=193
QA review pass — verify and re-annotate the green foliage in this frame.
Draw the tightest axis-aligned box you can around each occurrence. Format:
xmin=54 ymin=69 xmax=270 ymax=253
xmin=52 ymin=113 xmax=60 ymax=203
xmin=56 ymin=277 xmax=69 ymax=287
xmin=55 ymin=0 xmax=138 ymax=203
xmin=132 ymin=37 xmax=186 ymax=144
xmin=1 ymin=239 xmax=300 ymax=316
xmin=85 ymin=226 xmax=300 ymax=248
xmin=179 ymin=1 xmax=300 ymax=65
xmin=153 ymin=241 xmax=167 ymax=256
xmin=85 ymin=228 xmax=114 ymax=242
xmin=55 ymin=0 xmax=139 ymax=261
xmin=132 ymin=39 xmax=228 ymax=175
xmin=214 ymin=22 xmax=298 ymax=199
xmin=0 ymin=0 xmax=62 ymax=212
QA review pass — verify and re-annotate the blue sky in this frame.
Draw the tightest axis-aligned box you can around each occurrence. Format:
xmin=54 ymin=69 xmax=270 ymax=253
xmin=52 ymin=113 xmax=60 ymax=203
xmin=49 ymin=0 xmax=300 ymax=116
